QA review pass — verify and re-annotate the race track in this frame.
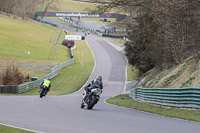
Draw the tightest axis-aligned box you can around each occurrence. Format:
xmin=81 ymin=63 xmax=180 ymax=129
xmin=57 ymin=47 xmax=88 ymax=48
xmin=0 ymin=21 xmax=200 ymax=133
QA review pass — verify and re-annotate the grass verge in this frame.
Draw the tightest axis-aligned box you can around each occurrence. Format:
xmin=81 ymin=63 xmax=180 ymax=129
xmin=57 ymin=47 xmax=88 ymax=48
xmin=53 ymin=0 xmax=93 ymax=12
xmin=22 ymin=40 xmax=94 ymax=95
xmin=106 ymin=94 xmax=200 ymax=122
xmin=105 ymin=38 xmax=126 ymax=45
xmin=0 ymin=14 xmax=70 ymax=63
xmin=127 ymin=65 xmax=139 ymax=81
xmin=0 ymin=124 xmax=33 ymax=133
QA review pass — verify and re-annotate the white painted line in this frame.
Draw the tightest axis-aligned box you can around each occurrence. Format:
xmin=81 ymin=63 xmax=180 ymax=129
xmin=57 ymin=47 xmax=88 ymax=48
xmin=104 ymin=54 xmax=128 ymax=104
xmin=123 ymin=64 xmax=128 ymax=93
xmin=81 ymin=49 xmax=84 ymax=66
xmin=106 ymin=41 xmax=122 ymax=51
xmin=102 ymin=39 xmax=128 ymax=100
xmin=0 ymin=123 xmax=44 ymax=133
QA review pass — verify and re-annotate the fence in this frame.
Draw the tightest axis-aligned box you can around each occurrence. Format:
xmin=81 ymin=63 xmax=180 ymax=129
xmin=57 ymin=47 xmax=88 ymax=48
xmin=34 ymin=17 xmax=57 ymax=27
xmin=101 ymin=34 xmax=126 ymax=38
xmin=59 ymin=17 xmax=127 ymax=39
xmin=0 ymin=85 xmax=18 ymax=93
xmin=18 ymin=58 xmax=74 ymax=93
xmin=130 ymin=87 xmax=200 ymax=109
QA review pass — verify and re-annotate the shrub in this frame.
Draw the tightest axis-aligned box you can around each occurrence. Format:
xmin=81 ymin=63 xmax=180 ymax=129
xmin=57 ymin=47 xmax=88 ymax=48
xmin=2 ymin=66 xmax=24 ymax=85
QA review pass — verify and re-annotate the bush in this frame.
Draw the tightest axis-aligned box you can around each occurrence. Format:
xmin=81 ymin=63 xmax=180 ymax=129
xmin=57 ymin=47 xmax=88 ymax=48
xmin=2 ymin=66 xmax=24 ymax=85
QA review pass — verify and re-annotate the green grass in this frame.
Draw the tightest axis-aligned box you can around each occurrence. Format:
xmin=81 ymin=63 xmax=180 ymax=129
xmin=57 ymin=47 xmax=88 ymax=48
xmin=180 ymin=77 xmax=196 ymax=88
xmin=21 ymin=40 xmax=94 ymax=95
xmin=50 ymin=0 xmax=117 ymax=25
xmin=54 ymin=0 xmax=120 ymax=14
xmin=0 ymin=14 xmax=70 ymax=63
xmin=127 ymin=65 xmax=139 ymax=81
xmin=0 ymin=124 xmax=33 ymax=133
xmin=162 ymin=64 xmax=186 ymax=87
xmin=53 ymin=0 xmax=93 ymax=12
xmin=110 ymin=38 xmax=126 ymax=45
xmin=107 ymin=94 xmax=200 ymax=122
xmin=0 ymin=13 xmax=94 ymax=95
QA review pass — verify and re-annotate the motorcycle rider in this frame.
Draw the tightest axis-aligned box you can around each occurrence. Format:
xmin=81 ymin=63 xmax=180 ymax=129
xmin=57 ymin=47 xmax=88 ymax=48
xmin=82 ymin=76 xmax=103 ymax=105
xmin=40 ymin=78 xmax=51 ymax=95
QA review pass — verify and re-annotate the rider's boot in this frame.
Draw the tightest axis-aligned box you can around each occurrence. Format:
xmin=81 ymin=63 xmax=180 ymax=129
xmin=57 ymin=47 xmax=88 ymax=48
xmin=82 ymin=93 xmax=88 ymax=105
xmin=81 ymin=102 xmax=85 ymax=108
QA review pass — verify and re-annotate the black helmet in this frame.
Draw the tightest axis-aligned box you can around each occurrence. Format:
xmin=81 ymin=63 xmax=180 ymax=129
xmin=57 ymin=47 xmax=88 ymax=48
xmin=97 ymin=76 xmax=102 ymax=81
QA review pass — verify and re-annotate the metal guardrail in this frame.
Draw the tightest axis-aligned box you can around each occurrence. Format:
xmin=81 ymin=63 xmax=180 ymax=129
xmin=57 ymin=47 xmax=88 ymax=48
xmin=130 ymin=87 xmax=200 ymax=109
xmin=18 ymin=58 xmax=74 ymax=93
xmin=0 ymin=85 xmax=18 ymax=93
xmin=59 ymin=17 xmax=127 ymax=39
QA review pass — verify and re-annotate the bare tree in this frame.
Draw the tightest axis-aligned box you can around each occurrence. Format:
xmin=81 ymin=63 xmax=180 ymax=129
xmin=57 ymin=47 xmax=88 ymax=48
xmin=89 ymin=0 xmax=200 ymax=73
xmin=0 ymin=0 xmax=57 ymax=18
xmin=40 ymin=0 xmax=56 ymax=18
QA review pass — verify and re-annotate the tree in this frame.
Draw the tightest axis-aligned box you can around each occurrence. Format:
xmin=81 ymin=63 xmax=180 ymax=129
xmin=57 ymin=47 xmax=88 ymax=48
xmin=89 ymin=0 xmax=200 ymax=73
xmin=40 ymin=0 xmax=56 ymax=18
xmin=0 ymin=0 xmax=57 ymax=18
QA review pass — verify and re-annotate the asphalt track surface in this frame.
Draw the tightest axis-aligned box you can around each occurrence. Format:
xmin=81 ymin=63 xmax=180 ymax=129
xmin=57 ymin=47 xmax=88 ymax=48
xmin=0 ymin=20 xmax=200 ymax=133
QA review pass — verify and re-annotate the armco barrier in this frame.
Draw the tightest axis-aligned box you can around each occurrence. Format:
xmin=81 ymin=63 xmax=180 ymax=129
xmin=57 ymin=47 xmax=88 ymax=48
xmin=101 ymin=34 xmax=126 ymax=39
xmin=18 ymin=58 xmax=74 ymax=93
xmin=130 ymin=87 xmax=200 ymax=109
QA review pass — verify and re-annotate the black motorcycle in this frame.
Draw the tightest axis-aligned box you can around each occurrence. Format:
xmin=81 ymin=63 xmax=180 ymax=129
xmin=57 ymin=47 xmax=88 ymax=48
xmin=81 ymin=87 xmax=102 ymax=109
xmin=39 ymin=85 xmax=48 ymax=98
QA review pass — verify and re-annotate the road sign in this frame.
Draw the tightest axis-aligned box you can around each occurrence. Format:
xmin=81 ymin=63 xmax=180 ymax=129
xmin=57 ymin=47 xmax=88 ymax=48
xmin=35 ymin=12 xmax=127 ymax=19
xmin=65 ymin=35 xmax=85 ymax=40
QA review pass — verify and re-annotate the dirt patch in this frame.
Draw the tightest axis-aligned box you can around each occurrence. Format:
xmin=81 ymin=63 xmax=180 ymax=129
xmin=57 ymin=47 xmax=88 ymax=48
xmin=0 ymin=58 xmax=57 ymax=82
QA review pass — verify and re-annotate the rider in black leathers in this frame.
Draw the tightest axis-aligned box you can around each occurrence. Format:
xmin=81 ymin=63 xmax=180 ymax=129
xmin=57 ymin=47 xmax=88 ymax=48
xmin=82 ymin=76 xmax=103 ymax=104
xmin=85 ymin=76 xmax=103 ymax=94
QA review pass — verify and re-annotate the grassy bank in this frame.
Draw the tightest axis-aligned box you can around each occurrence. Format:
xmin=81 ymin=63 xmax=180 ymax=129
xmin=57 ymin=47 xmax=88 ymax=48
xmin=0 ymin=12 xmax=94 ymax=95
xmin=0 ymin=124 xmax=33 ymax=133
xmin=23 ymin=40 xmax=94 ymax=95
xmin=107 ymin=94 xmax=200 ymax=122
xmin=53 ymin=0 xmax=93 ymax=12
xmin=136 ymin=57 xmax=200 ymax=88
xmin=0 ymin=14 xmax=70 ymax=63
xmin=0 ymin=14 xmax=71 ymax=84
xmin=127 ymin=65 xmax=139 ymax=81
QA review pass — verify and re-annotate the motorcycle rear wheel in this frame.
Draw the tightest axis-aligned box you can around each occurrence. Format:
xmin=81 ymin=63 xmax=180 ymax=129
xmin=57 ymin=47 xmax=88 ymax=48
xmin=87 ymin=96 xmax=98 ymax=109
xmin=40 ymin=89 xmax=45 ymax=98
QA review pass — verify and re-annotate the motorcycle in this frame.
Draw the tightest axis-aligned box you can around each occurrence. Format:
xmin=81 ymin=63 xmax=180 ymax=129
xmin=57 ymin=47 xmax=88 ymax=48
xmin=39 ymin=85 xmax=48 ymax=98
xmin=81 ymin=87 xmax=102 ymax=109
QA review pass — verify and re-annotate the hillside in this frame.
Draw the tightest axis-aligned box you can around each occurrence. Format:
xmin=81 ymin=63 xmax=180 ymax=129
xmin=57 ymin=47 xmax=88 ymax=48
xmin=136 ymin=57 xmax=200 ymax=88
xmin=0 ymin=14 xmax=70 ymax=82
xmin=53 ymin=0 xmax=93 ymax=12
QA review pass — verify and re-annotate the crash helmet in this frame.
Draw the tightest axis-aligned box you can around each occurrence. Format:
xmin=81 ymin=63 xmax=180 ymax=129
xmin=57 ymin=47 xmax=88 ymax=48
xmin=96 ymin=76 xmax=102 ymax=81
xmin=44 ymin=78 xmax=50 ymax=81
